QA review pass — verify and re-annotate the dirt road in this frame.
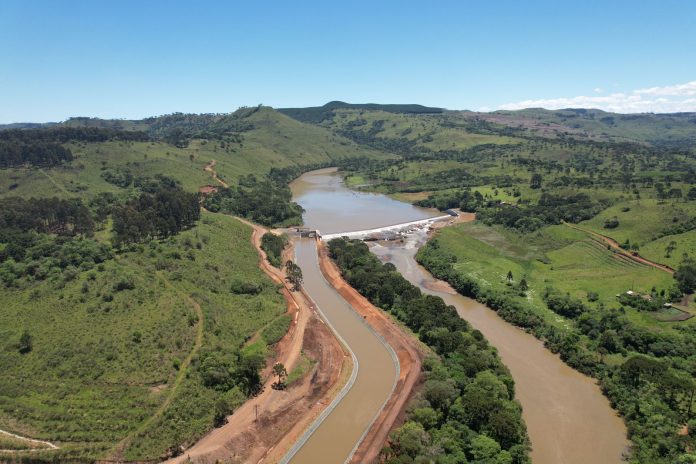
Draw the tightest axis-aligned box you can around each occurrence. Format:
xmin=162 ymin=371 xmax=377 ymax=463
xmin=564 ymin=222 xmax=675 ymax=274
xmin=0 ymin=429 xmax=58 ymax=454
xmin=164 ymin=219 xmax=350 ymax=464
xmin=203 ymin=159 xmax=229 ymax=188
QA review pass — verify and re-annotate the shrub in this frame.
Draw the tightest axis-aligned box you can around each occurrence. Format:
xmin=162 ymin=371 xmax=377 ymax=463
xmin=230 ymin=279 xmax=262 ymax=295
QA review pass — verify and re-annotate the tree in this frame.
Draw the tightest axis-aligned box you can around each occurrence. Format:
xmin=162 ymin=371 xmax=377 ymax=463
xmin=530 ymin=173 xmax=543 ymax=189
xmin=272 ymin=362 xmax=287 ymax=389
xmin=285 ymin=260 xmax=303 ymax=291
xmin=390 ymin=421 xmax=430 ymax=458
xmin=235 ymin=347 xmax=265 ymax=395
xmin=213 ymin=397 xmax=230 ymax=426
xmin=518 ymin=279 xmax=528 ymax=292
xmin=506 ymin=270 xmax=514 ymax=283
xmin=18 ymin=330 xmax=32 ymax=354
xmin=470 ymin=434 xmax=502 ymax=462
xmin=688 ymin=187 xmax=696 ymax=201
xmin=675 ymin=258 xmax=696 ymax=294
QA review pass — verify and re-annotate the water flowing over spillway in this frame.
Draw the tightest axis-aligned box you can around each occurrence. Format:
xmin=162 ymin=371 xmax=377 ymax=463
xmin=289 ymin=168 xmax=628 ymax=464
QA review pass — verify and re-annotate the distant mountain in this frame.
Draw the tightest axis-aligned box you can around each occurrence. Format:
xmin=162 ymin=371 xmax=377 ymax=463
xmin=467 ymin=108 xmax=696 ymax=148
xmin=0 ymin=122 xmax=58 ymax=130
xmin=278 ymin=101 xmax=444 ymax=124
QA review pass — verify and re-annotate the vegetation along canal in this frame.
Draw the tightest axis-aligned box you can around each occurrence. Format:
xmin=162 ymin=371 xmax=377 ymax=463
xmin=291 ymin=168 xmax=628 ymax=464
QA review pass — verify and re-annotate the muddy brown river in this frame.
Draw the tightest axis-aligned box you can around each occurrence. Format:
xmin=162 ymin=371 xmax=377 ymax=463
xmin=289 ymin=168 xmax=628 ymax=464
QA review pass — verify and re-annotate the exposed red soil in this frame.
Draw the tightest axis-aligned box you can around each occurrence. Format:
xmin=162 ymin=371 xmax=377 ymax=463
xmin=197 ymin=185 xmax=218 ymax=195
xmin=163 ymin=219 xmax=350 ymax=464
xmin=203 ymin=159 xmax=229 ymax=188
xmin=315 ymin=240 xmax=426 ymax=464
xmin=564 ymin=222 xmax=675 ymax=274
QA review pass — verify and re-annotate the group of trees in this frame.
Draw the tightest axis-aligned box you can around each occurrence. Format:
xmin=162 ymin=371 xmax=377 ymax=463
xmin=675 ymin=258 xmax=696 ymax=294
xmin=260 ymin=232 xmax=288 ymax=268
xmin=112 ymin=185 xmax=200 ymax=246
xmin=204 ymin=174 xmax=304 ymax=227
xmin=477 ymin=193 xmax=607 ymax=232
xmin=417 ymin=238 xmax=696 ymax=463
xmin=416 ymin=188 xmax=487 ymax=212
xmin=0 ymin=197 xmax=110 ymax=287
xmin=0 ymin=197 xmax=95 ymax=236
xmin=0 ymin=126 xmax=148 ymax=168
xmin=0 ymin=127 xmax=149 ymax=144
xmin=0 ymin=139 xmax=73 ymax=167
xmin=328 ymin=238 xmax=529 ymax=463
xmin=543 ymin=288 xmax=589 ymax=319
xmin=145 ymin=109 xmax=256 ymax=147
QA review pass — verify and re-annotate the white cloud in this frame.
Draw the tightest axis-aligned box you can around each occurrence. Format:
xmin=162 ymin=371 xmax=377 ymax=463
xmin=593 ymin=87 xmax=602 ymax=93
xmin=498 ymin=80 xmax=696 ymax=113
xmin=634 ymin=81 xmax=696 ymax=96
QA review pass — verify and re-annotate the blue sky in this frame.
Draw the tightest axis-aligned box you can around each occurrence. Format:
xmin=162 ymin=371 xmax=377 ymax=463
xmin=1 ymin=0 xmax=695 ymax=122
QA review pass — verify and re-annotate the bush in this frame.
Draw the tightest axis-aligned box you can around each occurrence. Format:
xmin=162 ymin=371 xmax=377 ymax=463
xmin=261 ymin=315 xmax=292 ymax=345
xmin=230 ymin=279 xmax=262 ymax=295
xmin=604 ymin=217 xmax=620 ymax=229
xmin=113 ymin=276 xmax=136 ymax=291
xmin=18 ymin=330 xmax=32 ymax=354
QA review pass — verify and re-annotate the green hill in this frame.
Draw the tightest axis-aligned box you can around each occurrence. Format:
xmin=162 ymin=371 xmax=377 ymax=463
xmin=278 ymin=100 xmax=443 ymax=124
xmin=0 ymin=211 xmax=286 ymax=460
xmin=473 ymin=108 xmax=696 ymax=147
xmin=0 ymin=106 xmax=388 ymax=200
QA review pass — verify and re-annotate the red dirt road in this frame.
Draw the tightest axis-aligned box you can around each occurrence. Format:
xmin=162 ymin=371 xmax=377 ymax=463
xmin=164 ymin=219 xmax=349 ymax=464
xmin=564 ymin=222 xmax=675 ymax=274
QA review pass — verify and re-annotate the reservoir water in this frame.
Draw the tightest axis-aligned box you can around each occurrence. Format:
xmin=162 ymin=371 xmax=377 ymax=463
xmin=290 ymin=168 xmax=628 ymax=464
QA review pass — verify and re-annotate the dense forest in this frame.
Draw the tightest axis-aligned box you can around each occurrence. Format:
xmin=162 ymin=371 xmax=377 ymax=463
xmin=204 ymin=174 xmax=304 ymax=227
xmin=112 ymin=186 xmax=200 ymax=245
xmin=328 ymin=238 xmax=529 ymax=464
xmin=0 ymin=126 xmax=149 ymax=168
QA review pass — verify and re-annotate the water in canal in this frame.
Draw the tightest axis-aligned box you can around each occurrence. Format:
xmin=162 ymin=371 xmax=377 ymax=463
xmin=290 ymin=168 xmax=628 ymax=464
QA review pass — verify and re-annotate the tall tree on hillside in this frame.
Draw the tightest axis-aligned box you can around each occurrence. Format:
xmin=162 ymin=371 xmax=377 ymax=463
xmin=675 ymin=258 xmax=696 ymax=294
xmin=530 ymin=173 xmax=543 ymax=189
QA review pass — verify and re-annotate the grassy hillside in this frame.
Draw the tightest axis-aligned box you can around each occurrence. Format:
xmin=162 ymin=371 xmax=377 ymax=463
xmin=0 ymin=212 xmax=285 ymax=461
xmin=475 ymin=108 xmax=696 ymax=147
xmin=0 ymin=107 xmax=389 ymax=200
xmin=434 ymin=222 xmax=679 ymax=329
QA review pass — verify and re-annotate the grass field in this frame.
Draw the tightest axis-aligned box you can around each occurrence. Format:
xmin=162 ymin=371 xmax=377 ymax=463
xmin=580 ymin=198 xmax=696 ymax=246
xmin=322 ymin=109 xmax=520 ymax=152
xmin=0 ymin=212 xmax=286 ymax=461
xmin=641 ymin=229 xmax=696 ymax=269
xmin=435 ymin=221 xmax=681 ymax=330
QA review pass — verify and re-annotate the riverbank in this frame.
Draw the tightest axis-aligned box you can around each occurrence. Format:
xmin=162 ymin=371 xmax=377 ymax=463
xmin=392 ymin=226 xmax=630 ymax=464
xmin=315 ymin=240 xmax=426 ymax=463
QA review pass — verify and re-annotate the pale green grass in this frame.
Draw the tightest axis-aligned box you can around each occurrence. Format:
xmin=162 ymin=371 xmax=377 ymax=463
xmin=437 ymin=222 xmax=680 ymax=331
